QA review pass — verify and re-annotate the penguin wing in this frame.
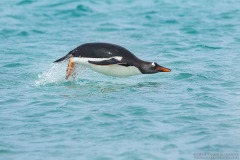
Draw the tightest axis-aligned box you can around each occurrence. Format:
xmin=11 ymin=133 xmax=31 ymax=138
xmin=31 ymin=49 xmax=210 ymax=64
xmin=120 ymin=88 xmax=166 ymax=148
xmin=88 ymin=58 xmax=129 ymax=66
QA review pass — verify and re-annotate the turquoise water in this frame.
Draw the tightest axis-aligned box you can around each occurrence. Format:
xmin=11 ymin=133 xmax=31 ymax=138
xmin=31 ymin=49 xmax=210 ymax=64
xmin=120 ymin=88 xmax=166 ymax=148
xmin=1 ymin=0 xmax=240 ymax=159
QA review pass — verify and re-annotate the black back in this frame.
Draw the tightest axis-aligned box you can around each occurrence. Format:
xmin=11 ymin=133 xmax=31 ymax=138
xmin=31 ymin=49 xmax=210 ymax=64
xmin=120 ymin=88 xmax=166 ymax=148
xmin=71 ymin=43 xmax=142 ymax=65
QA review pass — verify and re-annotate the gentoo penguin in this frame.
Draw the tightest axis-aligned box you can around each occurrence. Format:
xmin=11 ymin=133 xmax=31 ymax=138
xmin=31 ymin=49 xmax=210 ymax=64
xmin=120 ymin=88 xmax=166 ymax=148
xmin=54 ymin=43 xmax=171 ymax=79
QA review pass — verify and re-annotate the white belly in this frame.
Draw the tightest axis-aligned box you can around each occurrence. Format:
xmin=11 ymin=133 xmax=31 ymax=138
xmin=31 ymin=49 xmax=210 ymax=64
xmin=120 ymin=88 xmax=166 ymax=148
xmin=72 ymin=57 xmax=142 ymax=77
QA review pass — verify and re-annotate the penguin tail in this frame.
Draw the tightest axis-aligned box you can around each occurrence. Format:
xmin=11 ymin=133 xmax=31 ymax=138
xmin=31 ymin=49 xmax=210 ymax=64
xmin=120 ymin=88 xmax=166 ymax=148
xmin=53 ymin=51 xmax=73 ymax=63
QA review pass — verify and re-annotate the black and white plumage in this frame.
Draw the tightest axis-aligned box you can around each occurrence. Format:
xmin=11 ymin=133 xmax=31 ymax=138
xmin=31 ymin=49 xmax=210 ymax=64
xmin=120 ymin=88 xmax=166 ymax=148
xmin=54 ymin=43 xmax=171 ymax=79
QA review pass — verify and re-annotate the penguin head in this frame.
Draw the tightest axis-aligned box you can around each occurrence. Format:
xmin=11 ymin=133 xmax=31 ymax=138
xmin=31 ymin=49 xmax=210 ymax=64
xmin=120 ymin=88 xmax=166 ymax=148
xmin=141 ymin=62 xmax=171 ymax=74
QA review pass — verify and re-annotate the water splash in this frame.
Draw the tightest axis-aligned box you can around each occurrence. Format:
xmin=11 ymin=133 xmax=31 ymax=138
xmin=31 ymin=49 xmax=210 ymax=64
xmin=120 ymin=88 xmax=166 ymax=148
xmin=35 ymin=63 xmax=68 ymax=86
xmin=34 ymin=62 xmax=94 ymax=86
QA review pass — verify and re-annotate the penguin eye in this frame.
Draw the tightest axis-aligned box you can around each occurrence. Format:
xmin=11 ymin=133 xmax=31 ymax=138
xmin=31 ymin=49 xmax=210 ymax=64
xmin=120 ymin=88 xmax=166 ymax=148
xmin=152 ymin=62 xmax=155 ymax=67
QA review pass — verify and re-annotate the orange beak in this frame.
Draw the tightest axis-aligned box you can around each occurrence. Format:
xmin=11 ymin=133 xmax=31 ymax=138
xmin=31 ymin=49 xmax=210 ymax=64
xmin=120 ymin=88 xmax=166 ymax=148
xmin=155 ymin=66 xmax=171 ymax=72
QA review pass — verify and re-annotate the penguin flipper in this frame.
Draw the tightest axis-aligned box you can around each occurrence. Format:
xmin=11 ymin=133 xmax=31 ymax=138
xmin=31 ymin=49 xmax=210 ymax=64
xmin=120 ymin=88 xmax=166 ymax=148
xmin=88 ymin=58 xmax=128 ymax=66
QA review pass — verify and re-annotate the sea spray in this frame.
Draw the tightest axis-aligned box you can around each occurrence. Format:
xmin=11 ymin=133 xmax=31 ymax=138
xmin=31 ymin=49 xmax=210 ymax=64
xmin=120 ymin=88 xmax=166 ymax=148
xmin=35 ymin=63 xmax=67 ymax=86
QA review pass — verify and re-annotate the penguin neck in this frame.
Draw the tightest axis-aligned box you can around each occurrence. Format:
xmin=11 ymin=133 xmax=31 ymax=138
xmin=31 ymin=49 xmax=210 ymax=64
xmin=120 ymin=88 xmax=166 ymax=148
xmin=134 ymin=59 xmax=152 ymax=74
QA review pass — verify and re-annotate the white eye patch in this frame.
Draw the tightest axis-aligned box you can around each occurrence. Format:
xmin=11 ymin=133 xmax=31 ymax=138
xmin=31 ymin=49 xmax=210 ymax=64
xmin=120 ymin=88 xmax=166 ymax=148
xmin=152 ymin=62 xmax=155 ymax=66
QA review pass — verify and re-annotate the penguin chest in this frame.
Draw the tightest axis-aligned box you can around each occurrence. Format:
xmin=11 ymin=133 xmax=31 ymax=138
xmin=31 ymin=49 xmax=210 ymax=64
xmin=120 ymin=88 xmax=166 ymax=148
xmin=72 ymin=57 xmax=142 ymax=77
xmin=89 ymin=64 xmax=142 ymax=77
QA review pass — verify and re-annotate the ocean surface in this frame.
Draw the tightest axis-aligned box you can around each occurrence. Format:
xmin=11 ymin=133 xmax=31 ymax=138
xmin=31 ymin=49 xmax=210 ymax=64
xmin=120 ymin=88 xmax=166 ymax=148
xmin=1 ymin=0 xmax=240 ymax=160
